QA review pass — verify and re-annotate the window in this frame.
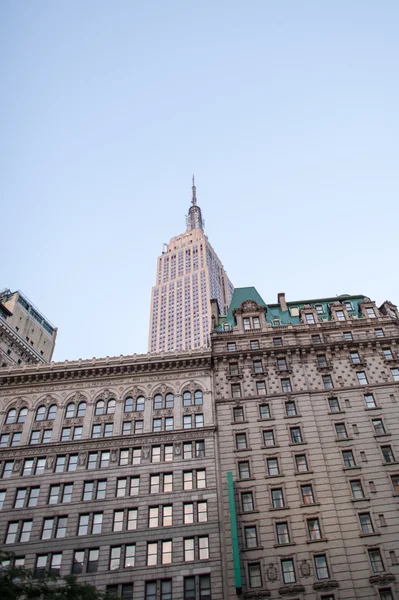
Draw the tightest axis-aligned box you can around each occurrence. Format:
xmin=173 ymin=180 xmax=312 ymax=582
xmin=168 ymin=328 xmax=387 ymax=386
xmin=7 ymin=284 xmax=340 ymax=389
xmin=151 ymin=473 xmax=173 ymax=493
xmin=366 ymin=307 xmax=376 ymax=318
xmin=276 ymin=522 xmax=290 ymax=544
xmin=343 ymin=301 xmax=353 ymax=310
xmin=343 ymin=450 xmax=355 ymax=468
xmin=317 ymin=354 xmax=327 ymax=367
xmin=323 ymin=375 xmax=333 ymax=389
xmin=229 ymin=362 xmax=239 ymax=376
xmin=276 ymin=357 xmax=287 ymax=371
xmin=328 ymin=397 xmax=340 ymax=412
xmin=0 ymin=490 xmax=6 ymax=509
xmin=227 ymin=342 xmax=236 ymax=352
xmin=250 ymin=340 xmax=260 ymax=349
xmin=343 ymin=331 xmax=353 ymax=341
xmin=315 ymin=304 xmax=324 ymax=314
xmin=301 ymin=484 xmax=315 ymax=505
xmin=241 ymin=492 xmax=254 ymax=512
xmin=372 ymin=419 xmax=386 ymax=435
xmin=335 ymin=423 xmax=348 ymax=440
xmin=0 ymin=434 xmax=10 ymax=447
xmin=307 ymin=518 xmax=322 ymax=540
xmin=311 ymin=334 xmax=321 ymax=344
xmin=6 ymin=409 xmax=17 ymax=424
xmin=35 ymin=405 xmax=46 ymax=421
xmin=233 ymin=407 xmax=244 ymax=422
xmin=238 ymin=461 xmax=250 ymax=479
xmin=256 ymin=381 xmax=266 ymax=395
xmin=243 ymin=317 xmax=251 ymax=330
xmin=236 ymin=433 xmax=248 ymax=450
xmin=253 ymin=360 xmax=263 ymax=373
xmin=248 ymin=563 xmax=262 ymax=588
xmin=194 ymin=414 xmax=204 ymax=428
xmin=30 ymin=431 xmax=41 ymax=445
xmin=295 ymin=454 xmax=309 ymax=472
xmin=314 ymin=554 xmax=329 ymax=579
xmin=391 ymin=368 xmax=399 ymax=382
xmin=383 ymin=349 xmax=393 ymax=361
xmin=281 ymin=378 xmax=292 ymax=393
xmin=391 ymin=475 xmax=399 ymax=493
xmin=290 ymin=427 xmax=303 ymax=443
xmin=281 ymin=559 xmax=296 ymax=584
xmin=267 ymin=458 xmax=280 ymax=476
xmin=184 ymin=574 xmax=211 ymax=599
xmin=267 ymin=487 xmax=284 ymax=510
xmin=72 ymin=548 xmax=99 ymax=574
xmin=379 ymin=591 xmax=394 ymax=600
xmin=350 ymin=480 xmax=364 ymax=499
xmin=253 ymin=317 xmax=260 ymax=329
xmin=350 ymin=351 xmax=361 ymax=364
xmin=368 ymin=548 xmax=384 ymax=572
xmin=359 ymin=512 xmax=374 ymax=534
xmin=305 ymin=313 xmax=315 ymax=324
xmin=95 ymin=400 xmax=105 ymax=415
xmin=336 ymin=310 xmax=345 ymax=321
xmin=162 ymin=540 xmax=172 ymax=564
xmin=231 ymin=384 xmax=241 ymax=398
xmin=273 ymin=337 xmax=282 ymax=346
xmin=357 ymin=371 xmax=368 ymax=385
xmin=364 ymin=394 xmax=376 ymax=409
xmin=245 ymin=526 xmax=258 ymax=548
xmin=259 ymin=404 xmax=271 ymax=419
xmin=263 ymin=429 xmax=275 ymax=447
xmin=20 ymin=520 xmax=33 ymax=542
xmin=381 ymin=445 xmax=395 ymax=463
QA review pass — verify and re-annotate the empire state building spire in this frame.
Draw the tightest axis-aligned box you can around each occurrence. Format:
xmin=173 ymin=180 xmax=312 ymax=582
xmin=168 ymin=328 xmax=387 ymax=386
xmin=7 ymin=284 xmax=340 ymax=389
xmin=186 ymin=175 xmax=204 ymax=232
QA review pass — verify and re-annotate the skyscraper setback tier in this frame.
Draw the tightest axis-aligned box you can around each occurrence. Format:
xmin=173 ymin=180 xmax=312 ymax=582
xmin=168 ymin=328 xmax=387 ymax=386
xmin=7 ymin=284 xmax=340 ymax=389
xmin=148 ymin=179 xmax=233 ymax=353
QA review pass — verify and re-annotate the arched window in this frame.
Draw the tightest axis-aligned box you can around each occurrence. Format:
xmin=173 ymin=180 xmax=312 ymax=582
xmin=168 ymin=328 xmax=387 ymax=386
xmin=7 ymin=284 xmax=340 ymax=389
xmin=136 ymin=396 xmax=145 ymax=412
xmin=48 ymin=405 xmax=57 ymax=420
xmin=107 ymin=399 xmax=116 ymax=414
xmin=224 ymin=323 xmax=230 ymax=331
xmin=183 ymin=391 xmax=192 ymax=407
xmin=124 ymin=397 xmax=134 ymax=413
xmin=95 ymin=400 xmax=105 ymax=416
xmin=6 ymin=408 xmax=17 ymax=424
xmin=194 ymin=390 xmax=203 ymax=405
xmin=17 ymin=407 xmax=28 ymax=423
xmin=77 ymin=402 xmax=86 ymax=417
xmin=36 ymin=406 xmax=46 ymax=421
xmin=153 ymin=394 xmax=163 ymax=410
xmin=165 ymin=393 xmax=174 ymax=408
xmin=65 ymin=403 xmax=75 ymax=419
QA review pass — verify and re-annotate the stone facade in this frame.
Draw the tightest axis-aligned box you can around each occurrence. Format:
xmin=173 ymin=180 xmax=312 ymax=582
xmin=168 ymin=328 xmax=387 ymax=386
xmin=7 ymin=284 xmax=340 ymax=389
xmin=0 ymin=349 xmax=222 ymax=599
xmin=0 ymin=289 xmax=57 ymax=368
xmin=212 ymin=293 xmax=399 ymax=600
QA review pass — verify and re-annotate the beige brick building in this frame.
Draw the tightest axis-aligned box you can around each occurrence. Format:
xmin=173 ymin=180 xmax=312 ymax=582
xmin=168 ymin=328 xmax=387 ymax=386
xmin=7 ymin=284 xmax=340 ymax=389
xmin=211 ymin=288 xmax=399 ymax=600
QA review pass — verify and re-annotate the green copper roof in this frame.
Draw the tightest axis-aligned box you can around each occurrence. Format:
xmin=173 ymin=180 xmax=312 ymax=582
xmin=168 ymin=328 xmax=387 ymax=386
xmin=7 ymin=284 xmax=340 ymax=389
xmin=225 ymin=287 xmax=266 ymax=323
xmin=218 ymin=287 xmax=368 ymax=329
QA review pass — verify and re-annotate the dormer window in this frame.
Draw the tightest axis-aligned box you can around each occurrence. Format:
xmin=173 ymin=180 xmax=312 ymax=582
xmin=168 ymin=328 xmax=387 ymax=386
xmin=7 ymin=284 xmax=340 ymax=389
xmin=343 ymin=301 xmax=353 ymax=310
xmin=366 ymin=307 xmax=376 ymax=318
xmin=223 ymin=323 xmax=230 ymax=331
xmin=315 ymin=305 xmax=324 ymax=315
xmin=273 ymin=318 xmax=281 ymax=326
xmin=305 ymin=313 xmax=315 ymax=324
xmin=253 ymin=317 xmax=260 ymax=330
xmin=243 ymin=318 xmax=251 ymax=330
xmin=336 ymin=310 xmax=345 ymax=321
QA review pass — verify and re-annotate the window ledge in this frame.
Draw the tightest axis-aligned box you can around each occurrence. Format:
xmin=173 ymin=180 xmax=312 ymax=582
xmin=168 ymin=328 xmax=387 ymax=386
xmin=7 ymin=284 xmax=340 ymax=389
xmin=374 ymin=433 xmax=391 ymax=438
xmin=328 ymin=411 xmax=345 ymax=415
xmin=265 ymin=474 xmax=284 ymax=479
xmin=269 ymin=506 xmax=290 ymax=511
xmin=284 ymin=414 xmax=302 ymax=419
xmin=257 ymin=418 xmax=275 ymax=422
xmin=294 ymin=470 xmax=313 ymax=476
xmin=393 ymin=493 xmax=399 ymax=497
xmin=274 ymin=542 xmax=296 ymax=548
xmin=383 ymin=461 xmax=399 ymax=466
xmin=335 ymin=437 xmax=354 ymax=442
xmin=242 ymin=545 xmax=264 ymax=552
xmin=351 ymin=497 xmax=371 ymax=503
xmin=261 ymin=445 xmax=280 ymax=450
xmin=237 ymin=477 xmax=256 ymax=482
xmin=359 ymin=532 xmax=380 ymax=538
xmin=288 ymin=442 xmax=307 ymax=447
xmin=231 ymin=421 xmax=249 ymax=426
xmin=343 ymin=466 xmax=361 ymax=471
xmin=300 ymin=502 xmax=321 ymax=508
xmin=364 ymin=407 xmax=381 ymax=411
xmin=238 ymin=509 xmax=259 ymax=516
xmin=306 ymin=537 xmax=328 ymax=544
xmin=235 ymin=447 xmax=253 ymax=453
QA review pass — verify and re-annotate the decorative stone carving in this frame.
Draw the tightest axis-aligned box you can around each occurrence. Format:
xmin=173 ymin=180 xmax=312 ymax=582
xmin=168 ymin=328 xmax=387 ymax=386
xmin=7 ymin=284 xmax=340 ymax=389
xmin=174 ymin=442 xmax=182 ymax=455
xmin=369 ymin=573 xmax=395 ymax=585
xmin=300 ymin=560 xmax=311 ymax=578
xmin=279 ymin=584 xmax=305 ymax=595
xmin=313 ymin=580 xmax=339 ymax=591
xmin=46 ymin=456 xmax=54 ymax=469
xmin=266 ymin=563 xmax=278 ymax=582
xmin=142 ymin=445 xmax=150 ymax=459
xmin=78 ymin=453 xmax=86 ymax=466
xmin=110 ymin=449 xmax=117 ymax=463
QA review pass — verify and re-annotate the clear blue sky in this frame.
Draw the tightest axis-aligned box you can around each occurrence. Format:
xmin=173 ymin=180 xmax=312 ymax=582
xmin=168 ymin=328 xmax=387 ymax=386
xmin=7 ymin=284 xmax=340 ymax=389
xmin=1 ymin=1 xmax=398 ymax=362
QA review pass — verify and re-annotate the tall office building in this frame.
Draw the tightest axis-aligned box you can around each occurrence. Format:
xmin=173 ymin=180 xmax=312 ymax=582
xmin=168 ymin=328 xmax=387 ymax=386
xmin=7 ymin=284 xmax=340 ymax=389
xmin=0 ymin=289 xmax=57 ymax=368
xmin=148 ymin=179 xmax=233 ymax=353
xmin=211 ymin=288 xmax=399 ymax=600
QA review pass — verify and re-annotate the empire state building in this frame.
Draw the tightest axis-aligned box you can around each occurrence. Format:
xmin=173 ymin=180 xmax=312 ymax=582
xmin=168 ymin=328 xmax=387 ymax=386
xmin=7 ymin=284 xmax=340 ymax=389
xmin=148 ymin=179 xmax=234 ymax=352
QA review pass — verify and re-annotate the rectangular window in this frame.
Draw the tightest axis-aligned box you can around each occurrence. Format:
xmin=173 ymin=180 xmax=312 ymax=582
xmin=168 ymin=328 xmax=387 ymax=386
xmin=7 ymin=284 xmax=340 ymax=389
xmin=277 ymin=357 xmax=287 ymax=370
xmin=184 ymin=538 xmax=194 ymax=561
xmin=328 ymin=397 xmax=340 ymax=412
xmin=238 ymin=461 xmax=250 ymax=479
xmin=343 ymin=450 xmax=356 ymax=468
xmin=295 ymin=454 xmax=309 ymax=472
xmin=391 ymin=368 xmax=399 ymax=382
xmin=307 ymin=518 xmax=322 ymax=540
xmin=256 ymin=381 xmax=266 ymax=395
xmin=229 ymin=362 xmax=239 ymax=376
xmin=233 ymin=407 xmax=244 ymax=422
xmin=336 ymin=310 xmax=345 ymax=321
xmin=335 ymin=423 xmax=348 ymax=440
xmin=305 ymin=313 xmax=315 ymax=324
xmin=241 ymin=492 xmax=254 ymax=512
xmin=290 ymin=427 xmax=303 ymax=443
xmin=253 ymin=360 xmax=263 ymax=373
xmin=368 ymin=548 xmax=384 ymax=572
xmin=281 ymin=378 xmax=292 ymax=393
xmin=236 ymin=433 xmax=248 ymax=450
xmin=366 ymin=307 xmax=376 ymax=318
xmin=357 ymin=371 xmax=368 ymax=385
xmin=161 ymin=540 xmax=172 ymax=564
xmin=317 ymin=354 xmax=327 ymax=367
xmin=375 ymin=328 xmax=384 ymax=337
xmin=262 ymin=429 xmax=276 ymax=448
xmin=359 ymin=512 xmax=374 ymax=534
xmin=343 ymin=332 xmax=353 ymax=340
xmin=147 ymin=542 xmax=158 ymax=566
xmin=245 ymin=526 xmax=258 ymax=548
xmin=350 ymin=480 xmax=364 ymax=499
xmin=273 ymin=337 xmax=282 ymax=346
xmin=281 ymin=559 xmax=296 ymax=584
xmin=276 ymin=522 xmax=290 ymax=544
xmin=0 ymin=489 xmax=6 ymax=509
xmin=383 ymin=349 xmax=393 ymax=360
xmin=372 ymin=419 xmax=385 ymax=435
xmin=227 ymin=342 xmax=236 ymax=352
xmin=28 ymin=488 xmax=40 ymax=508
xmin=323 ymin=375 xmax=333 ymax=389
xmin=231 ymin=384 xmax=241 ymax=398
xmin=301 ymin=484 xmax=315 ymax=505
xmin=248 ymin=563 xmax=262 ymax=588
xmin=42 ymin=518 xmax=54 ymax=540
xmin=350 ymin=351 xmax=361 ymax=364
xmin=314 ymin=554 xmax=329 ymax=579
xmin=391 ymin=475 xmax=399 ymax=493
xmin=194 ymin=414 xmax=204 ymax=428
xmin=259 ymin=404 xmax=271 ymax=419
xmin=271 ymin=488 xmax=284 ymax=508
xmin=364 ymin=394 xmax=376 ymax=408
xmin=267 ymin=458 xmax=280 ymax=476
xmin=381 ymin=446 xmax=395 ymax=463
xmin=243 ymin=317 xmax=251 ymax=330
xmin=56 ymin=517 xmax=67 ymax=538
xmin=250 ymin=340 xmax=260 ymax=349
xmin=311 ymin=334 xmax=321 ymax=344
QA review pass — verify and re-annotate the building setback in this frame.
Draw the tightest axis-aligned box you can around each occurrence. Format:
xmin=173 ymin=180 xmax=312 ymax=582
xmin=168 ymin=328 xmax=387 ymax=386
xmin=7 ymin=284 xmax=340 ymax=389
xmin=0 ymin=289 xmax=57 ymax=368
xmin=148 ymin=179 xmax=233 ymax=353
xmin=212 ymin=288 xmax=399 ymax=600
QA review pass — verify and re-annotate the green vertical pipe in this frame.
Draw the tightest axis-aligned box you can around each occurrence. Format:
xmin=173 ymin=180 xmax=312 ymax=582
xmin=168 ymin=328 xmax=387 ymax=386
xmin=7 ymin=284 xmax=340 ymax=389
xmin=227 ymin=471 xmax=242 ymax=593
